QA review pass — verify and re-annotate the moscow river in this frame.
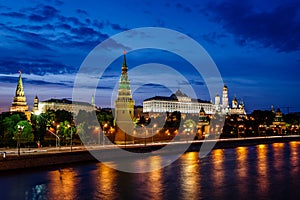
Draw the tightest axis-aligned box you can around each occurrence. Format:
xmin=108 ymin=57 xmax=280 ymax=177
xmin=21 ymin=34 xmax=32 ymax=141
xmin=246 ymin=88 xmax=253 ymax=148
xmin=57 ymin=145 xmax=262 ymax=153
xmin=1 ymin=141 xmax=300 ymax=200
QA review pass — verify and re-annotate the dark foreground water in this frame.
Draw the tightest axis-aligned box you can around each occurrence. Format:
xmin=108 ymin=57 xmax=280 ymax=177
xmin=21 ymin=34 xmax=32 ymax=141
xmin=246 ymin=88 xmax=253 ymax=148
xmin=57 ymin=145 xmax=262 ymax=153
xmin=1 ymin=141 xmax=300 ymax=200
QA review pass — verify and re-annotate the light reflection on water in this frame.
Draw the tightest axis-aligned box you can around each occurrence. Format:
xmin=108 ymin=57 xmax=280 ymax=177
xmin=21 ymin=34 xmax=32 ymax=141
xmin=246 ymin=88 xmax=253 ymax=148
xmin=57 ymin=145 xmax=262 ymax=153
xmin=235 ymin=146 xmax=248 ymax=197
xmin=1 ymin=141 xmax=300 ymax=200
xmin=179 ymin=152 xmax=200 ymax=199
xmin=256 ymin=144 xmax=269 ymax=198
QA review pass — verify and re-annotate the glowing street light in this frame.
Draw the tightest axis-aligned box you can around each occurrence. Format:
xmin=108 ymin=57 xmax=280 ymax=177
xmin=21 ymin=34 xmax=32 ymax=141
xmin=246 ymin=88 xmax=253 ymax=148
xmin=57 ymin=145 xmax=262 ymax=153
xmin=103 ymin=123 xmax=108 ymax=146
xmin=67 ymin=124 xmax=73 ymax=152
xmin=17 ymin=125 xmax=24 ymax=156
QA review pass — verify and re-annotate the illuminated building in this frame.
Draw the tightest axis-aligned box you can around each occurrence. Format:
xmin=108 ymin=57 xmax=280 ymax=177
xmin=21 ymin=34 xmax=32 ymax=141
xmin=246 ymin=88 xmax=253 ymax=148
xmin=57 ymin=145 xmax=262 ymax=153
xmin=114 ymin=50 xmax=135 ymax=144
xmin=270 ymin=108 xmax=286 ymax=134
xmin=197 ymin=107 xmax=210 ymax=139
xmin=143 ymin=89 xmax=214 ymax=115
xmin=36 ymin=98 xmax=95 ymax=115
xmin=215 ymin=85 xmax=246 ymax=115
xmin=10 ymin=71 xmax=30 ymax=118
xmin=222 ymin=85 xmax=229 ymax=110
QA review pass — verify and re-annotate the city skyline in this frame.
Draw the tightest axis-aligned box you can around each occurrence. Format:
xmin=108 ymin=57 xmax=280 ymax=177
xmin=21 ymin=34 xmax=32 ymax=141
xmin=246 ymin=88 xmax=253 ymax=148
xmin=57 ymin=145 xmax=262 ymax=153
xmin=1 ymin=0 xmax=300 ymax=113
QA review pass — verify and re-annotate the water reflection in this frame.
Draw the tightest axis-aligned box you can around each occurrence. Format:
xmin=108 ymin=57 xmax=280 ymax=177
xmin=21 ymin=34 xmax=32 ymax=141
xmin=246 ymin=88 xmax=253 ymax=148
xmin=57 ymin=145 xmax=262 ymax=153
xmin=146 ymin=156 xmax=163 ymax=200
xmin=94 ymin=162 xmax=117 ymax=199
xmin=289 ymin=141 xmax=300 ymax=182
xmin=179 ymin=152 xmax=200 ymax=199
xmin=47 ymin=168 xmax=78 ymax=199
xmin=256 ymin=144 xmax=269 ymax=197
xmin=211 ymin=149 xmax=225 ymax=198
xmin=235 ymin=146 xmax=248 ymax=196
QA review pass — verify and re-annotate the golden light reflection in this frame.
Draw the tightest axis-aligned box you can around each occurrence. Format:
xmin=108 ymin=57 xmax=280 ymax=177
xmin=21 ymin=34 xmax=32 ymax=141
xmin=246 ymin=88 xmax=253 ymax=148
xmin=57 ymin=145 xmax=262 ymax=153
xmin=179 ymin=152 xmax=200 ymax=199
xmin=236 ymin=147 xmax=248 ymax=198
xmin=236 ymin=147 xmax=248 ymax=178
xmin=272 ymin=143 xmax=285 ymax=171
xmin=211 ymin=149 xmax=224 ymax=193
xmin=289 ymin=141 xmax=299 ymax=177
xmin=146 ymin=156 xmax=163 ymax=200
xmin=256 ymin=144 xmax=269 ymax=194
xmin=47 ymin=168 xmax=77 ymax=199
xmin=95 ymin=162 xmax=117 ymax=199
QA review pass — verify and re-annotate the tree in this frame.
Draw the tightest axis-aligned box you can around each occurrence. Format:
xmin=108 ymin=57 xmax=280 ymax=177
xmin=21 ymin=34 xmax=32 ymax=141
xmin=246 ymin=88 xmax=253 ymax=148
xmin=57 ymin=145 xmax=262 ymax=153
xmin=31 ymin=113 xmax=47 ymax=144
xmin=2 ymin=114 xmax=25 ymax=146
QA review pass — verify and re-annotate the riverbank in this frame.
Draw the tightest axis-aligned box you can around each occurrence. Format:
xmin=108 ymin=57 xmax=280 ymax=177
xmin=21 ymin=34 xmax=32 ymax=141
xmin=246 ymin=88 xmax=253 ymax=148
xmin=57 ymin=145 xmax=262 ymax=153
xmin=1 ymin=135 xmax=299 ymax=172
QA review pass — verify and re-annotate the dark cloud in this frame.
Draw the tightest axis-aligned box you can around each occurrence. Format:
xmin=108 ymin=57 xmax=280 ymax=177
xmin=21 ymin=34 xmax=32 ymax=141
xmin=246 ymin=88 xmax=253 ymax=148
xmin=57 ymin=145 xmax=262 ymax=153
xmin=175 ymin=2 xmax=192 ymax=13
xmin=24 ymin=79 xmax=70 ymax=87
xmin=205 ymin=1 xmax=300 ymax=52
xmin=202 ymin=32 xmax=228 ymax=44
xmin=0 ymin=76 xmax=18 ymax=83
xmin=76 ymin=9 xmax=88 ymax=15
xmin=28 ymin=5 xmax=60 ymax=22
xmin=16 ymin=39 xmax=52 ymax=50
xmin=45 ymin=0 xmax=64 ymax=6
xmin=110 ymin=23 xmax=128 ymax=31
xmin=97 ymin=86 xmax=114 ymax=90
xmin=190 ymin=80 xmax=205 ymax=86
xmin=1 ymin=11 xmax=26 ymax=18
xmin=0 ymin=58 xmax=76 ymax=76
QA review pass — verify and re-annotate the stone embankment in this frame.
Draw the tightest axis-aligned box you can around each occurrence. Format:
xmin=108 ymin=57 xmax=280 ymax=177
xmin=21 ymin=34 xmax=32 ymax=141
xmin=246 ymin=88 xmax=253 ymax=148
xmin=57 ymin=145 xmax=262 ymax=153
xmin=1 ymin=136 xmax=299 ymax=172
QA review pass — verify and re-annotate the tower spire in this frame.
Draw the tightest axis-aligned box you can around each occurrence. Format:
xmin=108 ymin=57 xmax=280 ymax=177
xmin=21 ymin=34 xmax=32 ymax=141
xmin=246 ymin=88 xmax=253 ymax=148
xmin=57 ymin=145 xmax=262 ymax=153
xmin=122 ymin=50 xmax=127 ymax=74
xmin=10 ymin=70 xmax=29 ymax=114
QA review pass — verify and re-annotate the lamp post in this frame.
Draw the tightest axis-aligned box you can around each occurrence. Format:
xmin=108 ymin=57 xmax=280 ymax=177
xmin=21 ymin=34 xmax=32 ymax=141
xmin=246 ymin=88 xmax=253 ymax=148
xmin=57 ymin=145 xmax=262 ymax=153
xmin=185 ymin=128 xmax=190 ymax=143
xmin=67 ymin=124 xmax=73 ymax=152
xmin=56 ymin=125 xmax=60 ymax=148
xmin=17 ymin=125 xmax=24 ymax=156
xmin=152 ymin=124 xmax=157 ymax=144
xmin=103 ymin=123 xmax=108 ymax=146
xmin=143 ymin=125 xmax=147 ymax=147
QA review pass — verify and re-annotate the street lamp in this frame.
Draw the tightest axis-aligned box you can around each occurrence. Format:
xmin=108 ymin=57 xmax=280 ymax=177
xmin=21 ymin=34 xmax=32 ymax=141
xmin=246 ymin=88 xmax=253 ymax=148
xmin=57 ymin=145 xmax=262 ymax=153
xmin=56 ymin=125 xmax=60 ymax=148
xmin=103 ymin=123 xmax=108 ymax=146
xmin=152 ymin=124 xmax=157 ymax=144
xmin=17 ymin=125 xmax=24 ymax=156
xmin=67 ymin=124 xmax=73 ymax=152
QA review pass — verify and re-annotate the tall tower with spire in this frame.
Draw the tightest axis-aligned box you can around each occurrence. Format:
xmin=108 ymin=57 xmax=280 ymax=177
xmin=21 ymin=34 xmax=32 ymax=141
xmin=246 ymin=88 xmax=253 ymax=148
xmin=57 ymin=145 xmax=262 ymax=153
xmin=114 ymin=50 xmax=135 ymax=144
xmin=10 ymin=71 xmax=29 ymax=113
xmin=32 ymin=95 xmax=40 ymax=115
xmin=222 ymin=84 xmax=229 ymax=109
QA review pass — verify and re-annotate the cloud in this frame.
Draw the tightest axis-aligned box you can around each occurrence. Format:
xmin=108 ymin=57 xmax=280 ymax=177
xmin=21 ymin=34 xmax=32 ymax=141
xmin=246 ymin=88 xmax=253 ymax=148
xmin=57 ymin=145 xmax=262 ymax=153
xmin=16 ymin=39 xmax=53 ymax=50
xmin=202 ymin=32 xmax=228 ymax=44
xmin=0 ymin=11 xmax=26 ymax=18
xmin=76 ymin=9 xmax=88 ymax=15
xmin=0 ymin=57 xmax=76 ymax=76
xmin=110 ymin=23 xmax=128 ymax=31
xmin=25 ymin=79 xmax=70 ymax=87
xmin=205 ymin=1 xmax=300 ymax=52
xmin=28 ymin=5 xmax=60 ymax=22
xmin=175 ymin=3 xmax=192 ymax=13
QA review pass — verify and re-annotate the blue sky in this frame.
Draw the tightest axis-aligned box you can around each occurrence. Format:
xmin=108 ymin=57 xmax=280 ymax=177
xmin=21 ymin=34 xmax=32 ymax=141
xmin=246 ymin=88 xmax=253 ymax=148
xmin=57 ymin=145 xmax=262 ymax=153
xmin=0 ymin=0 xmax=300 ymax=113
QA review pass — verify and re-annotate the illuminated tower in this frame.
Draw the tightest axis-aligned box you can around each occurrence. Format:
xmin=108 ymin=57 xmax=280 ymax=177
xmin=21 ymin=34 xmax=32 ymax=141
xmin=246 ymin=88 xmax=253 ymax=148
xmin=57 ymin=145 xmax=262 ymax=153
xmin=10 ymin=71 xmax=29 ymax=113
xmin=232 ymin=96 xmax=238 ymax=109
xmin=222 ymin=85 xmax=228 ymax=109
xmin=214 ymin=94 xmax=221 ymax=112
xmin=114 ymin=50 xmax=135 ymax=144
xmin=32 ymin=95 xmax=39 ymax=115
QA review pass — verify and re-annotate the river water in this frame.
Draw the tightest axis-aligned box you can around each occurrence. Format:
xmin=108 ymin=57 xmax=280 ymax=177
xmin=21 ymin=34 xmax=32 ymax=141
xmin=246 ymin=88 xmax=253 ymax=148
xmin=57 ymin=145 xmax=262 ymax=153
xmin=1 ymin=141 xmax=300 ymax=200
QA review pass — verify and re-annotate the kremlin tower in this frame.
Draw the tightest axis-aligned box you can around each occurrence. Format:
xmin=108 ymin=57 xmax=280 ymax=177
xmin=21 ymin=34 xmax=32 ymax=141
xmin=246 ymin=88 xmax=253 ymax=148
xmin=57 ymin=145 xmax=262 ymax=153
xmin=10 ymin=71 xmax=29 ymax=113
xmin=114 ymin=50 xmax=135 ymax=144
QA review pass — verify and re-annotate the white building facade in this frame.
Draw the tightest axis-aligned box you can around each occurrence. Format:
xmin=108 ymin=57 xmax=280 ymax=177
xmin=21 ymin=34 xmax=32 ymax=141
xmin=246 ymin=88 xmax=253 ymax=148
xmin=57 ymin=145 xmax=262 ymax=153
xmin=143 ymin=89 xmax=214 ymax=114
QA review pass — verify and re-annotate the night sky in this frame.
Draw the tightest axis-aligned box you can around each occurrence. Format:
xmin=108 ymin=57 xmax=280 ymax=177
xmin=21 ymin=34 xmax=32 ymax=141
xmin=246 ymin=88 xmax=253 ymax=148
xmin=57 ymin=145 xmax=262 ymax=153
xmin=0 ymin=0 xmax=300 ymax=113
